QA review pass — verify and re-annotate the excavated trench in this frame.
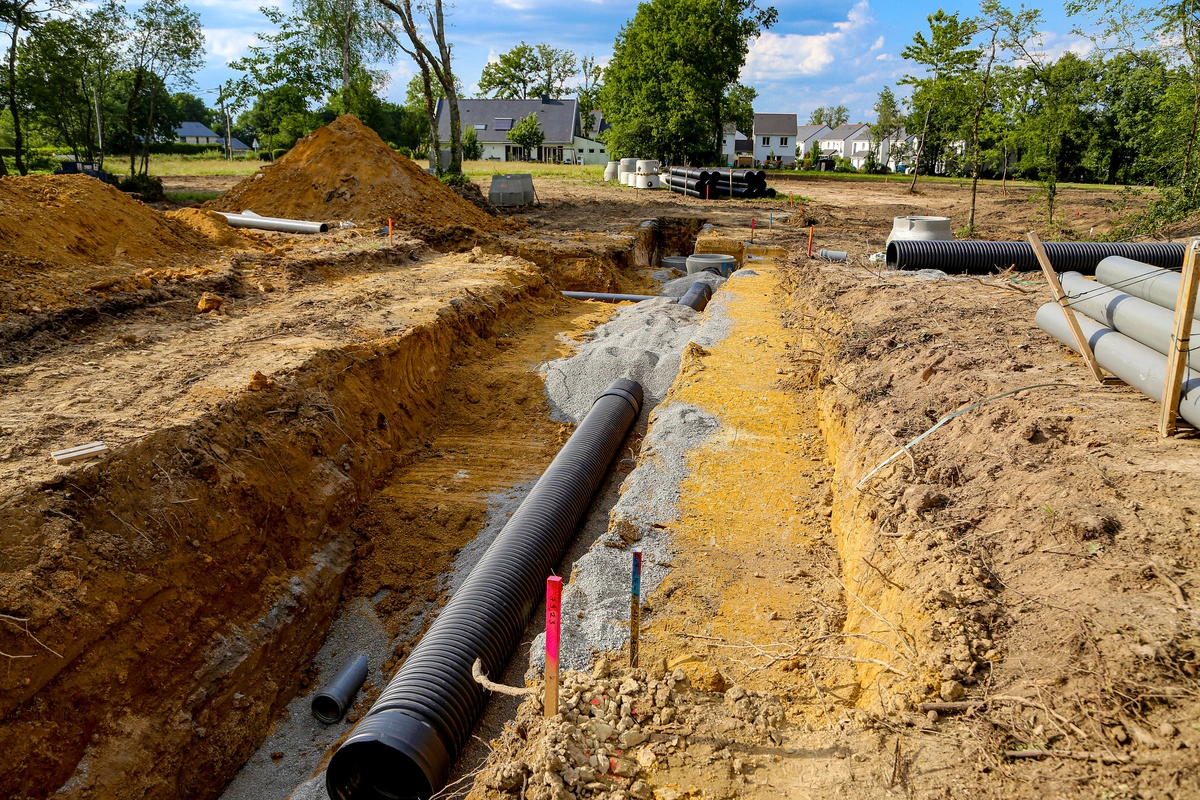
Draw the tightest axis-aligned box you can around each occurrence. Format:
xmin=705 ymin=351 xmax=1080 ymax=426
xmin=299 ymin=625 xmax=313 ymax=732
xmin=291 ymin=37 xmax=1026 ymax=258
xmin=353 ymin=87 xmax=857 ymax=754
xmin=0 ymin=218 xmax=706 ymax=800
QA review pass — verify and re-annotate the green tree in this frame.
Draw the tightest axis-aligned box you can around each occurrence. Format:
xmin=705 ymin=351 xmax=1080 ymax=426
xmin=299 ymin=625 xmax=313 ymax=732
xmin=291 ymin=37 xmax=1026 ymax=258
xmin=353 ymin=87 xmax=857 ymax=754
xmin=533 ymin=43 xmax=576 ymax=96
xmin=19 ymin=17 xmax=95 ymax=161
xmin=479 ymin=42 xmax=579 ymax=99
xmin=173 ymin=91 xmax=214 ymax=127
xmin=869 ymin=87 xmax=902 ymax=172
xmin=507 ymin=111 xmax=543 ymax=159
xmin=242 ymin=83 xmax=307 ymax=155
xmin=577 ymin=54 xmax=603 ymax=136
xmin=600 ymin=0 xmax=776 ymax=163
xmin=1 ymin=0 xmax=72 ymax=174
xmin=122 ymin=0 xmax=205 ymax=176
xmin=721 ymin=83 xmax=757 ymax=141
xmin=292 ymin=0 xmax=397 ymax=92
xmin=808 ymin=105 xmax=848 ymax=127
xmin=900 ymin=9 xmax=979 ymax=192
xmin=461 ymin=122 xmax=481 ymax=159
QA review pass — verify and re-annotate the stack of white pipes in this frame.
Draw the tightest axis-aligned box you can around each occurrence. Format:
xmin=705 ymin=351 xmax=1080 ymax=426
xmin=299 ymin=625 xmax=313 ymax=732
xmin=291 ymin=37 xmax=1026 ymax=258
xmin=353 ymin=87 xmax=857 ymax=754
xmin=1036 ymin=255 xmax=1200 ymax=426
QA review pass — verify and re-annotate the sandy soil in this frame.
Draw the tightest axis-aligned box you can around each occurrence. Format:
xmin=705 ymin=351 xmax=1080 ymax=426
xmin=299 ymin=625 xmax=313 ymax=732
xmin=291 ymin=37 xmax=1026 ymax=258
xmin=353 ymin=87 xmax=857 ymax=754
xmin=3 ymin=166 xmax=1197 ymax=800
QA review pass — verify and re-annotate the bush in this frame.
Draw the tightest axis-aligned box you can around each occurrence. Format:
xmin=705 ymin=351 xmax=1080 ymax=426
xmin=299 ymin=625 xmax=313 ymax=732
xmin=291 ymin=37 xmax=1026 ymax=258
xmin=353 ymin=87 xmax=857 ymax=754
xmin=396 ymin=146 xmax=414 ymax=159
xmin=117 ymin=173 xmax=165 ymax=201
xmin=834 ymin=157 xmax=855 ymax=173
xmin=440 ymin=171 xmax=470 ymax=187
xmin=258 ymin=151 xmax=273 ymax=162
xmin=271 ymin=148 xmax=289 ymax=161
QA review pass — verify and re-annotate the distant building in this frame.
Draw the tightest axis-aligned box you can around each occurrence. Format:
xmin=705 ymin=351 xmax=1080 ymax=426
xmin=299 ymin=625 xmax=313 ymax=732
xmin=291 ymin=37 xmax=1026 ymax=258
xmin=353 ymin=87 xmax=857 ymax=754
xmin=816 ymin=123 xmax=869 ymax=161
xmin=795 ymin=125 xmax=830 ymax=158
xmin=721 ymin=123 xmax=750 ymax=165
xmin=175 ymin=122 xmax=250 ymax=153
xmin=753 ymin=113 xmax=798 ymax=165
xmin=435 ymin=96 xmax=608 ymax=164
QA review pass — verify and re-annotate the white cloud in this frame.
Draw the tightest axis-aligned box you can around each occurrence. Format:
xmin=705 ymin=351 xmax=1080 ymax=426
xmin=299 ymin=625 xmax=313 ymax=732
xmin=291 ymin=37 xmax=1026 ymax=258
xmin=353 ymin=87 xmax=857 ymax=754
xmin=743 ymin=1 xmax=875 ymax=80
xmin=870 ymin=35 xmax=884 ymax=52
xmin=205 ymin=28 xmax=258 ymax=62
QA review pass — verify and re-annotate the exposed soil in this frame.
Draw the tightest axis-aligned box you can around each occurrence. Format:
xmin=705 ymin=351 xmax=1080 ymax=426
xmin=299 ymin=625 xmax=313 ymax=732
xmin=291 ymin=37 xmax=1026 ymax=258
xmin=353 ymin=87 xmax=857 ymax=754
xmin=208 ymin=115 xmax=504 ymax=232
xmin=3 ymin=160 xmax=1197 ymax=800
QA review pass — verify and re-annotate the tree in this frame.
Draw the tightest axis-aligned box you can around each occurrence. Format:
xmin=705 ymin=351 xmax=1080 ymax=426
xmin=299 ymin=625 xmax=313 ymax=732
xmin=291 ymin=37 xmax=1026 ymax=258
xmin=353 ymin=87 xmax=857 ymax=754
xmin=808 ymin=105 xmax=849 ymax=127
xmin=479 ymin=42 xmax=578 ymax=99
xmin=722 ymin=83 xmax=757 ymax=140
xmin=291 ymin=0 xmax=397 ymax=93
xmin=507 ymin=112 xmax=543 ymax=159
xmin=577 ymin=54 xmax=603 ymax=136
xmin=373 ymin=0 xmax=465 ymax=175
xmin=533 ymin=43 xmax=576 ymax=96
xmin=1 ymin=0 xmax=72 ymax=174
xmin=600 ymin=0 xmax=776 ymax=163
xmin=173 ymin=91 xmax=214 ymax=127
xmin=123 ymin=0 xmax=205 ymax=176
xmin=461 ymin=122 xmax=481 ymax=159
xmin=869 ymin=87 xmax=903 ymax=171
xmin=242 ymin=83 xmax=306 ymax=154
xmin=899 ymin=9 xmax=979 ymax=192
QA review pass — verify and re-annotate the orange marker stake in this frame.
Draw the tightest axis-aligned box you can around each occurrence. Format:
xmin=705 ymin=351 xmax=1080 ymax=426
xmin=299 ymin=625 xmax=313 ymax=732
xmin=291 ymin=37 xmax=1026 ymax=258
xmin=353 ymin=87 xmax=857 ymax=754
xmin=388 ymin=217 xmax=393 ymax=245
xmin=807 ymin=225 xmax=814 ymax=258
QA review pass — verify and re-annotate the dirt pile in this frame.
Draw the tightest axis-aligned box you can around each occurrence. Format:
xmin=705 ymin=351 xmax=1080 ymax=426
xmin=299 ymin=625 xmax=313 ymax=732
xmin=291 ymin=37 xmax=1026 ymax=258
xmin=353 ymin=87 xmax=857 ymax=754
xmin=209 ymin=114 xmax=502 ymax=231
xmin=0 ymin=175 xmax=248 ymax=314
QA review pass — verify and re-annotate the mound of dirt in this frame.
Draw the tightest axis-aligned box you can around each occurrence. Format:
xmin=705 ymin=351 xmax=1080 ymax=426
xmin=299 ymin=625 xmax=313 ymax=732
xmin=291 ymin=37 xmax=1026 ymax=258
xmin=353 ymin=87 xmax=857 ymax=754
xmin=0 ymin=175 xmax=250 ymax=314
xmin=165 ymin=207 xmax=254 ymax=248
xmin=208 ymin=114 xmax=502 ymax=231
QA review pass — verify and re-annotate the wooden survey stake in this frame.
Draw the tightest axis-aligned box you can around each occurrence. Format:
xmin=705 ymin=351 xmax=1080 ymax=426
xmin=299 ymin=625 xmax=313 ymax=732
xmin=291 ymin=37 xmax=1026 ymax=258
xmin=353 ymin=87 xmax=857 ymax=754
xmin=1028 ymin=231 xmax=1105 ymax=384
xmin=1160 ymin=237 xmax=1200 ymax=436
xmin=544 ymin=576 xmax=562 ymax=719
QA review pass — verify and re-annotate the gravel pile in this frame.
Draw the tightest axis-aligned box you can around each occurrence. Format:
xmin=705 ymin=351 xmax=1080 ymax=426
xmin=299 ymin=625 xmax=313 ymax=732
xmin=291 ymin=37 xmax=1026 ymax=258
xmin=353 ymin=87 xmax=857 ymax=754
xmin=659 ymin=272 xmax=726 ymax=298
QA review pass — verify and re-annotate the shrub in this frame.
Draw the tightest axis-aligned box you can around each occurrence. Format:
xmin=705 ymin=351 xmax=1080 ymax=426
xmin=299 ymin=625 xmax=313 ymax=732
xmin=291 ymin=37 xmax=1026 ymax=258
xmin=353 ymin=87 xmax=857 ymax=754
xmin=834 ymin=157 xmax=855 ymax=173
xmin=117 ymin=173 xmax=165 ymax=201
xmin=396 ymin=146 xmax=413 ymax=159
xmin=271 ymin=148 xmax=289 ymax=161
xmin=258 ymin=151 xmax=273 ymax=162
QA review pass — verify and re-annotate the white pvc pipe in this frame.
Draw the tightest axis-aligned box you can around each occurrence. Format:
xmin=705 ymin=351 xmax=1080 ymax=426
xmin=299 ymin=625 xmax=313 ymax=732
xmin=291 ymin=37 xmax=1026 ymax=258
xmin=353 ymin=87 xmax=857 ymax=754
xmin=214 ymin=210 xmax=329 ymax=234
xmin=1036 ymin=302 xmax=1200 ymax=427
xmin=1061 ymin=271 xmax=1199 ymax=368
xmin=1095 ymin=256 xmax=1197 ymax=320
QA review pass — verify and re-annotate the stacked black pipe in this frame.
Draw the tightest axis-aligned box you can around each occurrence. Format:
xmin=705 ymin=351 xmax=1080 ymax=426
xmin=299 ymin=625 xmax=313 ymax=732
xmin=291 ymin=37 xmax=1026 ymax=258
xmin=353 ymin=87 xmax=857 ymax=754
xmin=665 ymin=167 xmax=770 ymax=200
xmin=325 ymin=379 xmax=644 ymax=800
xmin=886 ymin=240 xmax=1187 ymax=275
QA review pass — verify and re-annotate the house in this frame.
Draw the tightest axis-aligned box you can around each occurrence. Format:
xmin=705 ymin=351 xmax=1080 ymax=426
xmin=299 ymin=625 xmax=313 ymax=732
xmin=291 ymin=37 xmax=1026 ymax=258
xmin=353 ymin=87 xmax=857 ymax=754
xmin=795 ymin=125 xmax=830 ymax=158
xmin=721 ymin=123 xmax=749 ymax=166
xmin=584 ymin=110 xmax=610 ymax=140
xmin=175 ymin=122 xmax=251 ymax=153
xmin=435 ymin=96 xmax=608 ymax=164
xmin=753 ymin=113 xmax=798 ymax=165
xmin=816 ymin=123 xmax=869 ymax=161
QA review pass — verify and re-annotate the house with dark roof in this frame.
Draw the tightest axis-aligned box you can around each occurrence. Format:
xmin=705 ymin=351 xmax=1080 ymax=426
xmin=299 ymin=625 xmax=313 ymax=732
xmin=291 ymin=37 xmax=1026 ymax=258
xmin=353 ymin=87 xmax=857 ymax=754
xmin=721 ymin=123 xmax=750 ymax=166
xmin=435 ymin=96 xmax=608 ymax=164
xmin=175 ymin=122 xmax=251 ymax=153
xmin=753 ymin=113 xmax=798 ymax=165
xmin=795 ymin=124 xmax=830 ymax=158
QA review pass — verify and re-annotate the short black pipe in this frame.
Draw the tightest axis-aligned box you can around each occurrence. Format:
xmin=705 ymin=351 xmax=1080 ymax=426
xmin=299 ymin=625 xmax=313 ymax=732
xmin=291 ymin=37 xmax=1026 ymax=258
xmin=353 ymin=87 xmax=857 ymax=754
xmin=677 ymin=281 xmax=713 ymax=311
xmin=667 ymin=167 xmax=715 ymax=182
xmin=562 ymin=291 xmax=660 ymax=303
xmin=325 ymin=379 xmax=644 ymax=800
xmin=663 ymin=175 xmax=713 ymax=192
xmin=886 ymin=240 xmax=1186 ymax=275
xmin=312 ymin=653 xmax=369 ymax=725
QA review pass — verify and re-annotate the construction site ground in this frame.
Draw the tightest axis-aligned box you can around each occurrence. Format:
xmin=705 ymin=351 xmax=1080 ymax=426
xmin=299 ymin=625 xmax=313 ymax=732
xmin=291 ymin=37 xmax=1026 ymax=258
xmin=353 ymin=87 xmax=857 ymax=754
xmin=2 ymin=149 xmax=1197 ymax=800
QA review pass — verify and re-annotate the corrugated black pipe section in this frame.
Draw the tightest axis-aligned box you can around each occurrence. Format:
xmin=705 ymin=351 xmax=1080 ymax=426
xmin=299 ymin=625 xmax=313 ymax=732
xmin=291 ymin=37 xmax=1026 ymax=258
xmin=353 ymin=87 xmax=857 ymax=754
xmin=561 ymin=291 xmax=661 ymax=303
xmin=312 ymin=653 xmax=369 ymax=724
xmin=886 ymin=240 xmax=1186 ymax=274
xmin=677 ymin=281 xmax=712 ymax=311
xmin=325 ymin=379 xmax=644 ymax=800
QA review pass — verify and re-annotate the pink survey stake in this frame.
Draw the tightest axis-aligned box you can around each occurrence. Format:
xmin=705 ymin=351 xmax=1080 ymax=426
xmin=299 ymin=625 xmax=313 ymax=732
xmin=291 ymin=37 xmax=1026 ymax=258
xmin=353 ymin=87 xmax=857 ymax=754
xmin=545 ymin=576 xmax=563 ymax=664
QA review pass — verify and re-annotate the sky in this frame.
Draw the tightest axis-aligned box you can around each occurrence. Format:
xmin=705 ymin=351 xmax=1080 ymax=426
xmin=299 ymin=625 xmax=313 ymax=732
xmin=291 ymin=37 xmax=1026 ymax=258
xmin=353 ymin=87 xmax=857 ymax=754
xmin=192 ymin=0 xmax=1100 ymax=123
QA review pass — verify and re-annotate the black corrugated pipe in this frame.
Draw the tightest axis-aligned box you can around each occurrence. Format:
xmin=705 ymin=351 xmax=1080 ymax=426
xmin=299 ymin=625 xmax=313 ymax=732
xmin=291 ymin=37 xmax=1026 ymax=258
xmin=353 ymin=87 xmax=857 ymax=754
xmin=667 ymin=167 xmax=716 ymax=182
xmin=886 ymin=240 xmax=1186 ymax=274
xmin=677 ymin=281 xmax=713 ymax=311
xmin=562 ymin=291 xmax=661 ymax=303
xmin=325 ymin=379 xmax=644 ymax=800
xmin=708 ymin=168 xmax=766 ymax=189
xmin=663 ymin=175 xmax=713 ymax=192
xmin=664 ymin=179 xmax=708 ymax=199
xmin=312 ymin=653 xmax=369 ymax=724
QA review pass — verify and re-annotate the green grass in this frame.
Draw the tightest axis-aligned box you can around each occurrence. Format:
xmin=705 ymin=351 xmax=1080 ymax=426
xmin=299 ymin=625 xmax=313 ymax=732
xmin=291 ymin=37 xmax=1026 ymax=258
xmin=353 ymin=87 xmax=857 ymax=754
xmin=461 ymin=160 xmax=606 ymax=183
xmin=149 ymin=154 xmax=263 ymax=176
xmin=164 ymin=190 xmax=222 ymax=204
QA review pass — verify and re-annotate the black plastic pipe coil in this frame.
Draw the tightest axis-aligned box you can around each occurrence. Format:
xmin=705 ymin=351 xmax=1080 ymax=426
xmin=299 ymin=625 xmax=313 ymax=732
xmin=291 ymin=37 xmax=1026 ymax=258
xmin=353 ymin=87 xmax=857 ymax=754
xmin=677 ymin=281 xmax=713 ymax=312
xmin=325 ymin=379 xmax=644 ymax=800
xmin=886 ymin=240 xmax=1186 ymax=275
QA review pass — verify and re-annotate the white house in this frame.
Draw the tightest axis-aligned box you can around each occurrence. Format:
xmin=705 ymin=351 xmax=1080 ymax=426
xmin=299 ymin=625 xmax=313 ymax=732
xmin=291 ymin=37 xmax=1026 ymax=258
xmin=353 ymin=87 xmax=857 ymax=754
xmin=816 ymin=123 xmax=869 ymax=160
xmin=753 ymin=113 xmax=798 ymax=166
xmin=795 ymin=124 xmax=830 ymax=158
xmin=436 ymin=96 xmax=608 ymax=164
xmin=721 ymin=123 xmax=749 ymax=165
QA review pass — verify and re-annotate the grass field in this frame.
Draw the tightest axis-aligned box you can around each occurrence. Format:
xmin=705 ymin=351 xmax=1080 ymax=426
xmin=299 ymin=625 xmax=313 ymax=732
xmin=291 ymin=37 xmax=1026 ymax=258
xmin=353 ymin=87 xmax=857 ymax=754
xmin=149 ymin=155 xmax=263 ymax=177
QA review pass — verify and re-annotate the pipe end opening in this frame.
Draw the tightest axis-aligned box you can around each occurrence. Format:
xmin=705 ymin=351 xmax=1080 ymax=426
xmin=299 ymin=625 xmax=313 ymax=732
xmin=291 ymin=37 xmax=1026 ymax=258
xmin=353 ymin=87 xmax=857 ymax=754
xmin=312 ymin=693 xmax=345 ymax=725
xmin=326 ymin=712 xmax=450 ymax=800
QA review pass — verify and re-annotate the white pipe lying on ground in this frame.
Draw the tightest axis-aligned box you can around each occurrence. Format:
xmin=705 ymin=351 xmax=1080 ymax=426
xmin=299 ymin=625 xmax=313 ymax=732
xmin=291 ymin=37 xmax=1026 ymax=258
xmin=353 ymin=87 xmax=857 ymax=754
xmin=1036 ymin=302 xmax=1200 ymax=427
xmin=213 ymin=209 xmax=329 ymax=234
xmin=1060 ymin=271 xmax=1200 ymax=369
xmin=1095 ymin=256 xmax=1198 ymax=320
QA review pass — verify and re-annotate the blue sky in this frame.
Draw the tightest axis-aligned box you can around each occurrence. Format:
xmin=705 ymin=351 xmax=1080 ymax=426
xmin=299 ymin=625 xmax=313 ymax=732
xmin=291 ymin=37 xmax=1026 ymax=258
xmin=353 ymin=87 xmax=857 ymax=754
xmin=193 ymin=0 xmax=1096 ymax=123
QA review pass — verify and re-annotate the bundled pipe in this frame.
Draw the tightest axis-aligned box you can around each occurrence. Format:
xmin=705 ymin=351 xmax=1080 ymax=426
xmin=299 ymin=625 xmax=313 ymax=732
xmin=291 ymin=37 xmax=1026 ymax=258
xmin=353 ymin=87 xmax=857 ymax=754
xmin=886 ymin=240 xmax=1185 ymax=274
xmin=1061 ymin=272 xmax=1199 ymax=368
xmin=325 ymin=379 xmax=644 ymax=800
xmin=1036 ymin=303 xmax=1200 ymax=427
xmin=677 ymin=281 xmax=712 ymax=311
xmin=213 ymin=209 xmax=329 ymax=234
xmin=1095 ymin=256 xmax=1200 ymax=321
xmin=667 ymin=167 xmax=717 ymax=182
